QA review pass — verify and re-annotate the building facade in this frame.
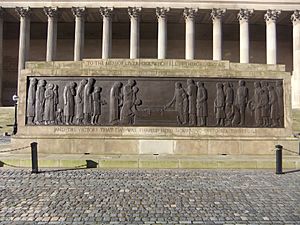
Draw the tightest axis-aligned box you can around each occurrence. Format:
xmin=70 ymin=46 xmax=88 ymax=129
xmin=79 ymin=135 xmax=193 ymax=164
xmin=0 ymin=0 xmax=299 ymax=107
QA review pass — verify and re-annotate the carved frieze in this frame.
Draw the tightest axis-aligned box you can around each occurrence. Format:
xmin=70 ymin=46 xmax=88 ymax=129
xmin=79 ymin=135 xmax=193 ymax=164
xmin=26 ymin=76 xmax=284 ymax=128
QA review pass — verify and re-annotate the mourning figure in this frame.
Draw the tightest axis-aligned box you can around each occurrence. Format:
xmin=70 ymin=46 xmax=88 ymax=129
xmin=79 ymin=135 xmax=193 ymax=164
xmin=44 ymin=83 xmax=55 ymax=125
xmin=92 ymin=87 xmax=107 ymax=125
xmin=120 ymin=79 xmax=136 ymax=125
xmin=224 ymin=82 xmax=234 ymax=126
xmin=75 ymin=79 xmax=88 ymax=125
xmin=64 ymin=82 xmax=76 ymax=125
xmin=196 ymin=82 xmax=208 ymax=126
xmin=276 ymin=81 xmax=284 ymax=126
xmin=35 ymin=79 xmax=46 ymax=125
xmin=214 ymin=82 xmax=225 ymax=126
xmin=248 ymin=82 xmax=263 ymax=126
xmin=109 ymin=82 xmax=123 ymax=125
xmin=268 ymin=86 xmax=279 ymax=127
xmin=165 ymin=82 xmax=188 ymax=125
xmin=260 ymin=81 xmax=270 ymax=127
xmin=83 ymin=78 xmax=95 ymax=124
xmin=26 ymin=78 xmax=37 ymax=124
xmin=187 ymin=79 xmax=197 ymax=126
xmin=131 ymin=86 xmax=143 ymax=124
xmin=236 ymin=80 xmax=248 ymax=126
xmin=53 ymin=84 xmax=59 ymax=112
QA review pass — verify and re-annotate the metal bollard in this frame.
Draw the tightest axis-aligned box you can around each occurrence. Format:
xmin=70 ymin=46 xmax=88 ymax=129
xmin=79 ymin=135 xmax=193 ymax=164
xmin=275 ymin=144 xmax=283 ymax=175
xmin=31 ymin=142 xmax=38 ymax=174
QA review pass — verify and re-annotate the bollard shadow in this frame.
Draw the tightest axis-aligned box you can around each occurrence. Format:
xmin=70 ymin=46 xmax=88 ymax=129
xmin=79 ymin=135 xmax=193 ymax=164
xmin=38 ymin=160 xmax=98 ymax=174
xmin=0 ymin=161 xmax=3 ymax=167
xmin=283 ymin=169 xmax=300 ymax=174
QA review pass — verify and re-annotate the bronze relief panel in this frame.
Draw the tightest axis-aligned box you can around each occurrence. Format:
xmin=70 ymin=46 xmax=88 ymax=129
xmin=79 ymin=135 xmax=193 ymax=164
xmin=25 ymin=76 xmax=284 ymax=128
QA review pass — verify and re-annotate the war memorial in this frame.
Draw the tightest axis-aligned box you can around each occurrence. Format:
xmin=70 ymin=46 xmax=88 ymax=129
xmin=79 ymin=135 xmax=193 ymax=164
xmin=0 ymin=0 xmax=299 ymax=158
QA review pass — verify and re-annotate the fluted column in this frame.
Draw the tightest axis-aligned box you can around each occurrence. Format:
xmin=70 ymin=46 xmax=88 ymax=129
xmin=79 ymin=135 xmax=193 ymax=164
xmin=100 ymin=7 xmax=113 ymax=59
xmin=237 ymin=9 xmax=253 ymax=63
xmin=128 ymin=7 xmax=141 ymax=59
xmin=183 ymin=8 xmax=198 ymax=60
xmin=291 ymin=10 xmax=300 ymax=108
xmin=156 ymin=7 xmax=169 ymax=59
xmin=16 ymin=7 xmax=31 ymax=76
xmin=211 ymin=8 xmax=226 ymax=60
xmin=0 ymin=8 xmax=3 ymax=106
xmin=264 ymin=9 xmax=281 ymax=64
xmin=72 ymin=7 xmax=85 ymax=61
xmin=44 ymin=7 xmax=58 ymax=61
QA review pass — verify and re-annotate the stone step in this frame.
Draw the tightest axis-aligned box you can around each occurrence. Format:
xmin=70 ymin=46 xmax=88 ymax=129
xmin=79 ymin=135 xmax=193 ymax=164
xmin=0 ymin=154 xmax=299 ymax=170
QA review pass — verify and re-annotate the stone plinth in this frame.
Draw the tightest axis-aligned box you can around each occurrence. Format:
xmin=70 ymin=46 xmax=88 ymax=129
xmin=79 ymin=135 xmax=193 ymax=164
xmin=12 ymin=59 xmax=297 ymax=155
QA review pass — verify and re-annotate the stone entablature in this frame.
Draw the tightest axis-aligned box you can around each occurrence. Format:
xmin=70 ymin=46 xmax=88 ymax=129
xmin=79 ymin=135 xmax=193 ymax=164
xmin=1 ymin=1 xmax=300 ymax=10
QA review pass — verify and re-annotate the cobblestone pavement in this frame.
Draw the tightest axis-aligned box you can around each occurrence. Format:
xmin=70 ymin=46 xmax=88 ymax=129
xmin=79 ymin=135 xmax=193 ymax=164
xmin=0 ymin=169 xmax=299 ymax=225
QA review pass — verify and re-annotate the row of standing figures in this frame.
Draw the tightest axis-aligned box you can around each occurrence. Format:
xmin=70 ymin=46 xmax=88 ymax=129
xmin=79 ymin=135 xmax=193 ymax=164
xmin=164 ymin=79 xmax=284 ymax=127
xmin=26 ymin=78 xmax=141 ymax=125
xmin=26 ymin=78 xmax=284 ymax=127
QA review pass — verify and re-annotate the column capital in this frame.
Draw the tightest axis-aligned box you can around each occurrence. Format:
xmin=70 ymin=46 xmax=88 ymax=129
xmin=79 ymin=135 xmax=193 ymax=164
xmin=99 ymin=7 xmax=114 ymax=18
xmin=15 ymin=7 xmax=31 ymax=18
xmin=156 ymin=7 xmax=170 ymax=19
xmin=237 ymin=9 xmax=254 ymax=22
xmin=183 ymin=8 xmax=198 ymax=20
xmin=71 ymin=7 xmax=86 ymax=18
xmin=264 ymin=9 xmax=281 ymax=23
xmin=291 ymin=10 xmax=300 ymax=24
xmin=43 ymin=7 xmax=59 ymax=18
xmin=128 ymin=7 xmax=142 ymax=19
xmin=211 ymin=8 xmax=226 ymax=21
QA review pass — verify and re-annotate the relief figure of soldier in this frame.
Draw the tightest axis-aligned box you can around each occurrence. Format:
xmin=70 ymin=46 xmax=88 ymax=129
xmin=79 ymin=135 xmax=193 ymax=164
xmin=64 ymin=82 xmax=76 ymax=125
xmin=186 ymin=79 xmax=197 ymax=126
xmin=260 ymin=81 xmax=270 ymax=127
xmin=235 ymin=80 xmax=248 ymax=126
xmin=83 ymin=78 xmax=95 ymax=124
xmin=248 ymin=81 xmax=263 ymax=126
xmin=276 ymin=81 xmax=284 ymax=126
xmin=109 ymin=82 xmax=123 ymax=125
xmin=196 ymin=82 xmax=208 ymax=126
xmin=44 ymin=83 xmax=55 ymax=125
xmin=35 ymin=79 xmax=46 ymax=125
xmin=120 ymin=79 xmax=136 ymax=125
xmin=165 ymin=82 xmax=188 ymax=125
xmin=75 ymin=79 xmax=88 ymax=124
xmin=224 ymin=82 xmax=234 ymax=126
xmin=214 ymin=82 xmax=225 ymax=126
xmin=268 ymin=86 xmax=279 ymax=127
xmin=92 ymin=87 xmax=107 ymax=125
xmin=27 ymin=78 xmax=37 ymax=124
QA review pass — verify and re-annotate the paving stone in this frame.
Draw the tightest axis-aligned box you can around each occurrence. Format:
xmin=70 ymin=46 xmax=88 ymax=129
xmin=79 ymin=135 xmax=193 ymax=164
xmin=0 ymin=169 xmax=299 ymax=224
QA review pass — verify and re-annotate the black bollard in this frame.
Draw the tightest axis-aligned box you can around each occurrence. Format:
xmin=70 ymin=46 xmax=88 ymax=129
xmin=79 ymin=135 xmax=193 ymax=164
xmin=275 ymin=144 xmax=283 ymax=175
xmin=31 ymin=142 xmax=38 ymax=174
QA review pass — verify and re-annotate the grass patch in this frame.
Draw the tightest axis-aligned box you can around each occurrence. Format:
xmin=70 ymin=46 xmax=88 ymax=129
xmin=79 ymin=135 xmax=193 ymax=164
xmin=0 ymin=107 xmax=15 ymax=135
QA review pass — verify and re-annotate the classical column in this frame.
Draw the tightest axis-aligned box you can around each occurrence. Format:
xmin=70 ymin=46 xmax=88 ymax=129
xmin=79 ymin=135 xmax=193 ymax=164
xmin=183 ymin=8 xmax=198 ymax=60
xmin=72 ymin=7 xmax=85 ymax=61
xmin=156 ymin=7 xmax=170 ymax=59
xmin=100 ymin=7 xmax=113 ymax=59
xmin=44 ymin=7 xmax=58 ymax=61
xmin=291 ymin=10 xmax=300 ymax=108
xmin=16 ymin=7 xmax=31 ymax=76
xmin=211 ymin=8 xmax=226 ymax=60
xmin=264 ymin=9 xmax=281 ymax=64
xmin=237 ymin=9 xmax=253 ymax=63
xmin=128 ymin=7 xmax=141 ymax=59
xmin=0 ymin=8 xmax=3 ymax=106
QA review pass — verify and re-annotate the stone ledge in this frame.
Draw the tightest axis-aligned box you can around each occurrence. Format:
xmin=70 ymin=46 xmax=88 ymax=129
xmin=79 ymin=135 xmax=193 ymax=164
xmin=1 ymin=154 xmax=299 ymax=169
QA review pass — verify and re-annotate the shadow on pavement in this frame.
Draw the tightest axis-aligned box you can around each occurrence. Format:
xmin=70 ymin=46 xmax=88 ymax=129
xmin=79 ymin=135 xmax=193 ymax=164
xmin=283 ymin=169 xmax=300 ymax=174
